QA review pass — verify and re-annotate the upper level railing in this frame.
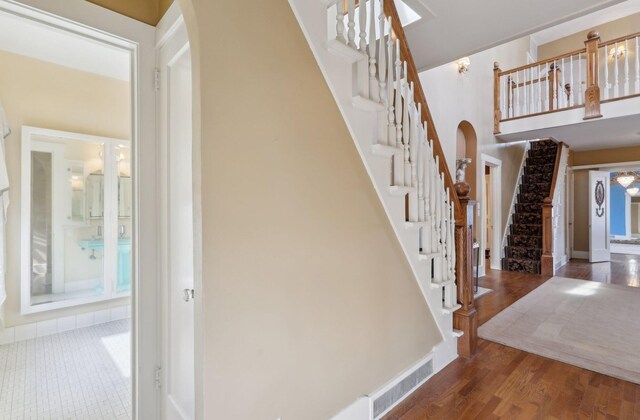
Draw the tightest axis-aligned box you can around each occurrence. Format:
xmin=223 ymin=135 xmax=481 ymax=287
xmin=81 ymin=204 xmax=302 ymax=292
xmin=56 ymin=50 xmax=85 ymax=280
xmin=494 ymin=31 xmax=640 ymax=133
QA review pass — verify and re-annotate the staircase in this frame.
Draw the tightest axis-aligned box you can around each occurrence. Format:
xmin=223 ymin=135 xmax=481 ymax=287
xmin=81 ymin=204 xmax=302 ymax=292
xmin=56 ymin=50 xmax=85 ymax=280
xmin=289 ymin=0 xmax=463 ymax=370
xmin=503 ymin=140 xmax=559 ymax=274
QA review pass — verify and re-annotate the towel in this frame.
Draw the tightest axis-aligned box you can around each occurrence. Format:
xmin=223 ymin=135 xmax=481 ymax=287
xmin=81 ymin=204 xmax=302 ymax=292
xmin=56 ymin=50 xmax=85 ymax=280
xmin=0 ymin=100 xmax=9 ymax=329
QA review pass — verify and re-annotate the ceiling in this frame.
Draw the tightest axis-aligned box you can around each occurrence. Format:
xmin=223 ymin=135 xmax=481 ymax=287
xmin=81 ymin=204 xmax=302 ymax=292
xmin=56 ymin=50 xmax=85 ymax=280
xmin=0 ymin=9 xmax=130 ymax=81
xmin=501 ymin=113 xmax=640 ymax=151
xmin=402 ymin=0 xmax=625 ymax=70
xmin=531 ymin=0 xmax=640 ymax=45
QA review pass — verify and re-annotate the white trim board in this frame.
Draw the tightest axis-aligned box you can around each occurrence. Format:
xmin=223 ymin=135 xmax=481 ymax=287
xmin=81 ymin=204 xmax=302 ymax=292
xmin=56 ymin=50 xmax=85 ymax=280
xmin=0 ymin=305 xmax=130 ymax=345
xmin=480 ymin=154 xmax=503 ymax=271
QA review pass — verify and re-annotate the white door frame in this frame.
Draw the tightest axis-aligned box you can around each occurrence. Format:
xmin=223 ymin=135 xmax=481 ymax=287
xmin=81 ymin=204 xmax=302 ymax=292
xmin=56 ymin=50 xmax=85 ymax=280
xmin=156 ymin=3 xmax=202 ymax=419
xmin=589 ymin=170 xmax=611 ymax=262
xmin=7 ymin=1 xmax=158 ymax=418
xmin=479 ymin=154 xmax=502 ymax=272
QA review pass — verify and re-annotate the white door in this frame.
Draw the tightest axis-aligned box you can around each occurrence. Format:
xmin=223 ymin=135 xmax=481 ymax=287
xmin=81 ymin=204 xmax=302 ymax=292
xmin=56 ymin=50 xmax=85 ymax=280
xmin=157 ymin=8 xmax=195 ymax=420
xmin=589 ymin=170 xmax=610 ymax=263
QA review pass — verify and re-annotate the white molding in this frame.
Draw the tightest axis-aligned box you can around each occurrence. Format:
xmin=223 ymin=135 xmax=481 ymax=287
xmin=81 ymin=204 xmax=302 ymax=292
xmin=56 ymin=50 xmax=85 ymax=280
xmin=331 ymin=351 xmax=444 ymax=420
xmin=572 ymin=250 xmax=589 ymax=259
xmin=5 ymin=2 xmax=158 ymax=418
xmin=480 ymin=154 xmax=502 ymax=271
xmin=570 ymin=160 xmax=640 ymax=171
xmin=0 ymin=305 xmax=130 ymax=346
xmin=501 ymin=142 xmax=530 ymax=256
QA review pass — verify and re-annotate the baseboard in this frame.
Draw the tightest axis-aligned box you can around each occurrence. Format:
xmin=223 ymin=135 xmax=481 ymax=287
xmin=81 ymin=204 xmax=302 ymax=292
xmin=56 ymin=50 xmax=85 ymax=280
xmin=331 ymin=352 xmax=439 ymax=420
xmin=571 ymin=250 xmax=589 ymax=259
xmin=554 ymin=255 xmax=568 ymax=270
xmin=0 ymin=304 xmax=131 ymax=345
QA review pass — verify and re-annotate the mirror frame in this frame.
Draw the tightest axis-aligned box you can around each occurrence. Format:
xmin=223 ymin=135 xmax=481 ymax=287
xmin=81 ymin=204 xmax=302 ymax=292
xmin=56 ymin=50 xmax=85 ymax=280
xmin=21 ymin=126 xmax=131 ymax=314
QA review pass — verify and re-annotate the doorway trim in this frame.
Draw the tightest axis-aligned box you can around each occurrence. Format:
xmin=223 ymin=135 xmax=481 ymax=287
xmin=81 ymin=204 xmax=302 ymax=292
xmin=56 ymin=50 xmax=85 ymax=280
xmin=5 ymin=0 xmax=158 ymax=418
xmin=480 ymin=154 xmax=502 ymax=271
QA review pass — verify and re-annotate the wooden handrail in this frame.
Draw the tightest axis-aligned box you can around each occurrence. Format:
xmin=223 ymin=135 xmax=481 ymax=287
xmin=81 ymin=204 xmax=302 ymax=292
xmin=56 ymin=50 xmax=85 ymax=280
xmin=498 ymin=48 xmax=586 ymax=77
xmin=598 ymin=31 xmax=640 ymax=47
xmin=382 ymin=0 xmax=461 ymax=217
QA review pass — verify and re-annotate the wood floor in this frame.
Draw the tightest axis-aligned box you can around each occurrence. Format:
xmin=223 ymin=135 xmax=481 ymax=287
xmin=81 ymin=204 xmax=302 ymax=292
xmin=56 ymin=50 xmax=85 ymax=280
xmin=383 ymin=254 xmax=640 ymax=420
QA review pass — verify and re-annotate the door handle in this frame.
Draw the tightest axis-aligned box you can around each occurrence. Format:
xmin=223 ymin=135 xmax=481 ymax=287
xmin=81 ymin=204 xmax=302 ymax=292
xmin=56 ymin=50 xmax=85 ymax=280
xmin=183 ymin=288 xmax=194 ymax=302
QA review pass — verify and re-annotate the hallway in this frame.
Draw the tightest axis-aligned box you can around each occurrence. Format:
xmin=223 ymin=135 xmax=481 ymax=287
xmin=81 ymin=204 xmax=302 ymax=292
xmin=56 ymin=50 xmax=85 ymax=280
xmin=384 ymin=255 xmax=640 ymax=419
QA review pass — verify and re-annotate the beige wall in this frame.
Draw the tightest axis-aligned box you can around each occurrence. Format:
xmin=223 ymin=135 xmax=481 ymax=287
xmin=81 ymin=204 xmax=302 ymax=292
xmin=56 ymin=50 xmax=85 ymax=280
xmin=86 ymin=0 xmax=174 ymax=25
xmin=538 ymin=12 xmax=640 ymax=59
xmin=632 ymin=203 xmax=639 ymax=234
xmin=180 ymin=0 xmax=442 ymax=418
xmin=573 ymin=145 xmax=640 ymax=166
xmin=0 ymin=50 xmax=131 ymax=326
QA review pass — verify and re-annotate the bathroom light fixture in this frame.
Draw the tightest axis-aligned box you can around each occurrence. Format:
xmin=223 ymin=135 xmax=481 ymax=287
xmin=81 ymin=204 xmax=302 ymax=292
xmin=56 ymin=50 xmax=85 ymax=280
xmin=627 ymin=187 xmax=640 ymax=197
xmin=617 ymin=173 xmax=636 ymax=188
xmin=609 ymin=45 xmax=626 ymax=59
xmin=457 ymin=57 xmax=470 ymax=73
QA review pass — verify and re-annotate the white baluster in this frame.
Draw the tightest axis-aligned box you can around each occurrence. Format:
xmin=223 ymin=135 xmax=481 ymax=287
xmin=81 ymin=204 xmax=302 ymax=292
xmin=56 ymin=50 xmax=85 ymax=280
xmin=614 ymin=42 xmax=620 ymax=98
xmin=515 ymin=70 xmax=520 ymax=116
xmin=386 ymin=25 xmax=396 ymax=150
xmin=449 ymin=200 xmax=455 ymax=281
xmin=355 ymin=0 xmax=369 ymax=99
xmin=560 ymin=58 xmax=566 ymax=108
xmin=537 ymin=64 xmax=542 ymax=112
xmin=508 ymin=76 xmax=513 ymax=118
xmin=368 ymin=0 xmax=378 ymax=102
xmin=577 ymin=53 xmax=583 ymax=105
xmin=529 ymin=67 xmax=534 ymax=114
xmin=569 ymin=55 xmax=574 ymax=107
xmin=358 ymin=0 xmax=367 ymax=52
xmin=501 ymin=75 xmax=506 ymax=118
xmin=438 ymin=175 xmax=446 ymax=281
xmin=604 ymin=48 xmax=610 ymax=100
xmin=395 ymin=42 xmax=403 ymax=149
xmin=552 ymin=60 xmax=558 ymax=109
xmin=523 ymin=68 xmax=528 ymax=115
xmin=635 ymin=36 xmax=640 ymax=94
xmin=377 ymin=16 xmax=387 ymax=144
xmin=545 ymin=63 xmax=550 ymax=111
xmin=417 ymin=137 xmax=424 ymax=225
xmin=624 ymin=39 xmax=630 ymax=96
xmin=403 ymin=73 xmax=412 ymax=187
xmin=347 ymin=0 xmax=356 ymax=48
xmin=335 ymin=1 xmax=345 ymax=44
xmin=430 ymin=155 xmax=438 ymax=257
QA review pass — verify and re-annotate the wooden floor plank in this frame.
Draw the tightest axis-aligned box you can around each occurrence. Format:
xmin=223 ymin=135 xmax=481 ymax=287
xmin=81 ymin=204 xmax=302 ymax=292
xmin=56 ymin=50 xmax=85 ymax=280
xmin=385 ymin=256 xmax=640 ymax=420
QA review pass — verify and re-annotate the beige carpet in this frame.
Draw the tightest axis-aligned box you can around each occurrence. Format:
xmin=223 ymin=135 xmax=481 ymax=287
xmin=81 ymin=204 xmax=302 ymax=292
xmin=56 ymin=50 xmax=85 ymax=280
xmin=478 ymin=276 xmax=640 ymax=384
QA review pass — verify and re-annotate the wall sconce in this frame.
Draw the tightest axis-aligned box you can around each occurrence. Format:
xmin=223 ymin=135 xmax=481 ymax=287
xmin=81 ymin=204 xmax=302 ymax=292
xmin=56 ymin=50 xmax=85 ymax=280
xmin=457 ymin=57 xmax=470 ymax=73
xmin=609 ymin=45 xmax=626 ymax=59
xmin=627 ymin=187 xmax=639 ymax=197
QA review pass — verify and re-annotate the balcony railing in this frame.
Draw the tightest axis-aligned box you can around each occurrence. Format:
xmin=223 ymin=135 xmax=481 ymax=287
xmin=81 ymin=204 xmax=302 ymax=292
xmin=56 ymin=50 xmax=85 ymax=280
xmin=494 ymin=31 xmax=640 ymax=133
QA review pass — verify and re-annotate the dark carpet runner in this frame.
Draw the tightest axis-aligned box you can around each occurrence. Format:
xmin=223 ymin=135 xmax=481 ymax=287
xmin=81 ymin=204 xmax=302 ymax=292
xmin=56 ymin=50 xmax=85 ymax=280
xmin=502 ymin=140 xmax=558 ymax=274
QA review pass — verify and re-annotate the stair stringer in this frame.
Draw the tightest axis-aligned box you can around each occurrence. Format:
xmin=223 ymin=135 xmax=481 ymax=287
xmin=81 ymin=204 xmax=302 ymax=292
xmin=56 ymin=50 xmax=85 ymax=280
xmin=288 ymin=0 xmax=459 ymax=373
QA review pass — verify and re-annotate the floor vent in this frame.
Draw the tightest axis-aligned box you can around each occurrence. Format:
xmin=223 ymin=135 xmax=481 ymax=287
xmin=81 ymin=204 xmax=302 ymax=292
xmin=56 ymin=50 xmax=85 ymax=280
xmin=372 ymin=358 xmax=433 ymax=418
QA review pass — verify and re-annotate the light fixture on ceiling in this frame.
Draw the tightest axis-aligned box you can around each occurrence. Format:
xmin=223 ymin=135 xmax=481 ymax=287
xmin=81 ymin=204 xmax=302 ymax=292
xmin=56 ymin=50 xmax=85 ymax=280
xmin=457 ymin=57 xmax=470 ymax=74
xmin=609 ymin=44 xmax=626 ymax=60
xmin=627 ymin=187 xmax=639 ymax=197
xmin=616 ymin=173 xmax=636 ymax=188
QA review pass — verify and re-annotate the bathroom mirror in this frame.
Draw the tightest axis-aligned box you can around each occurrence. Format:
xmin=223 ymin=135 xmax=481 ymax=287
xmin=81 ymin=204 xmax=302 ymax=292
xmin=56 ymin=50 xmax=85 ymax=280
xmin=21 ymin=127 xmax=131 ymax=313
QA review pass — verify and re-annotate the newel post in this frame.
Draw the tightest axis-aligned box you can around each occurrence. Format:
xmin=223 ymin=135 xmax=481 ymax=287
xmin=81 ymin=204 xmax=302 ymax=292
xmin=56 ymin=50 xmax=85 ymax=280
xmin=453 ymin=179 xmax=477 ymax=359
xmin=584 ymin=31 xmax=603 ymax=119
xmin=540 ymin=197 xmax=554 ymax=276
xmin=493 ymin=62 xmax=501 ymax=134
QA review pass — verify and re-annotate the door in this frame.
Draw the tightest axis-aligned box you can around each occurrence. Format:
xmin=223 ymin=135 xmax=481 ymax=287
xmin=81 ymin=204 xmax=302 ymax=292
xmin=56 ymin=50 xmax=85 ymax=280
xmin=589 ymin=171 xmax=610 ymax=263
xmin=158 ymin=12 xmax=195 ymax=420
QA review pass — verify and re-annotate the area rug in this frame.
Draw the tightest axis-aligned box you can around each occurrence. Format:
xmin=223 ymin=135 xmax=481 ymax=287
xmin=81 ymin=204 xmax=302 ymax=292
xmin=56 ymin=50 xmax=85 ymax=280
xmin=478 ymin=277 xmax=640 ymax=384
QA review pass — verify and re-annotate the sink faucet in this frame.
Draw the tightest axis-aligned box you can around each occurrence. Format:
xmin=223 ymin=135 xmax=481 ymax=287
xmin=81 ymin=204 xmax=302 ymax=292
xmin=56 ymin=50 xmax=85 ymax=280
xmin=119 ymin=225 xmax=126 ymax=238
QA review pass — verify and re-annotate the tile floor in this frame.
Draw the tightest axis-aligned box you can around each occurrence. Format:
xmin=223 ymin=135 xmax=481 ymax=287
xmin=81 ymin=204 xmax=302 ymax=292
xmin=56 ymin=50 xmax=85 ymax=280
xmin=0 ymin=319 xmax=131 ymax=420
